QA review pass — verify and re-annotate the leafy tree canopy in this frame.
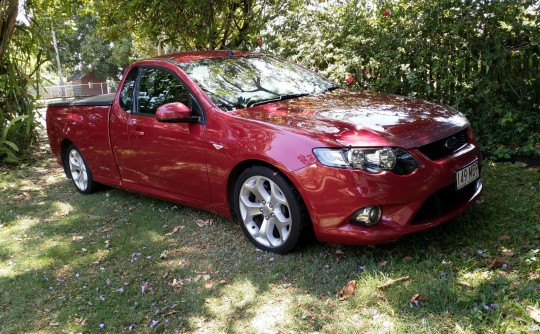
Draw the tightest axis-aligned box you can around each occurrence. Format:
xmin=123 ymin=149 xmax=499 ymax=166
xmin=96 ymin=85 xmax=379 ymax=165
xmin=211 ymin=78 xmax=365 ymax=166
xmin=94 ymin=0 xmax=296 ymax=51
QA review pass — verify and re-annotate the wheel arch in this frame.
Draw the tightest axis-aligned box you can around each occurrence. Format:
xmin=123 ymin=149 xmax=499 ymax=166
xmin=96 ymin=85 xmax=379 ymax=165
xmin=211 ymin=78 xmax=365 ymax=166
xmin=60 ymin=139 xmax=74 ymax=179
xmin=226 ymin=159 xmax=310 ymax=221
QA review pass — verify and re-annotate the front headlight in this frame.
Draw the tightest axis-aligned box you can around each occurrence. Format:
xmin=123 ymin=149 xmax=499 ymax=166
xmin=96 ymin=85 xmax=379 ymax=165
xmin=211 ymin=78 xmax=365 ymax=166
xmin=313 ymin=147 xmax=420 ymax=175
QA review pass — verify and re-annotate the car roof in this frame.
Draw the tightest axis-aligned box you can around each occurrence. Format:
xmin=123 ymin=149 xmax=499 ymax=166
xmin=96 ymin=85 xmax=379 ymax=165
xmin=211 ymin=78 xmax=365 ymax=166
xmin=153 ymin=50 xmax=255 ymax=63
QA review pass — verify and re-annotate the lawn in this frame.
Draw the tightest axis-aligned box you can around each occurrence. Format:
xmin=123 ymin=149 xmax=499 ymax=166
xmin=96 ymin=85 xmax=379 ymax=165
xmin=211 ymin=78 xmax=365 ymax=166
xmin=1 ymin=143 xmax=539 ymax=333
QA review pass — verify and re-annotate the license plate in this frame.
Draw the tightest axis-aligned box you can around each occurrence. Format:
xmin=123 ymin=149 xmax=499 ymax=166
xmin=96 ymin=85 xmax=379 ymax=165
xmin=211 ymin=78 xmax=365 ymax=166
xmin=456 ymin=160 xmax=480 ymax=190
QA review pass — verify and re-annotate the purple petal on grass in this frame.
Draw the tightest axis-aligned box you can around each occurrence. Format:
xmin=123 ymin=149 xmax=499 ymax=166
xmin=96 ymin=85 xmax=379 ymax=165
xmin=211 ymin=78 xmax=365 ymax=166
xmin=128 ymin=324 xmax=137 ymax=331
xmin=502 ymin=263 xmax=508 ymax=269
xmin=477 ymin=250 xmax=485 ymax=256
xmin=99 ymin=323 xmax=105 ymax=329
xmin=269 ymin=257 xmax=274 ymax=263
xmin=100 ymin=267 xmax=105 ymax=272
xmin=490 ymin=303 xmax=499 ymax=309
xmin=117 ymin=287 xmax=124 ymax=293
xmin=149 ymin=320 xmax=159 ymax=329
xmin=106 ymin=279 xmax=112 ymax=286
xmin=146 ymin=256 xmax=152 ymax=260
xmin=75 ymin=273 xmax=80 ymax=278
xmin=483 ymin=305 xmax=490 ymax=311
xmin=141 ymin=283 xmax=148 ymax=294
xmin=442 ymin=260 xmax=448 ymax=265
xmin=99 ymin=295 xmax=106 ymax=301
xmin=324 ymin=264 xmax=332 ymax=269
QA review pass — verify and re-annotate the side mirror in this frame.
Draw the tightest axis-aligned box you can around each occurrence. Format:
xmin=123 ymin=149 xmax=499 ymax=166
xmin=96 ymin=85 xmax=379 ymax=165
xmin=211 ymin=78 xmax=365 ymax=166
xmin=155 ymin=102 xmax=200 ymax=123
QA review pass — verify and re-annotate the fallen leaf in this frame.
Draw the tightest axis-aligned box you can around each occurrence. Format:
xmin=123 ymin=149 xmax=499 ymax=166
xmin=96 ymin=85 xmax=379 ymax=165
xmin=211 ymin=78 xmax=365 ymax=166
xmin=14 ymin=192 xmax=30 ymax=200
xmin=457 ymin=281 xmax=473 ymax=289
xmin=526 ymin=306 xmax=540 ymax=324
xmin=409 ymin=293 xmax=428 ymax=307
xmin=194 ymin=274 xmax=211 ymax=282
xmin=204 ymin=282 xmax=214 ymax=289
xmin=454 ymin=323 xmax=466 ymax=334
xmin=219 ymin=279 xmax=227 ymax=284
xmin=163 ymin=310 xmax=178 ymax=317
xmin=165 ymin=225 xmax=184 ymax=236
xmin=160 ymin=250 xmax=168 ymax=259
xmin=486 ymin=257 xmax=509 ymax=269
xmin=338 ymin=280 xmax=357 ymax=301
xmin=170 ymin=278 xmax=183 ymax=287
xmin=378 ymin=261 xmax=388 ymax=267
xmin=501 ymin=251 xmax=515 ymax=257
xmin=410 ymin=293 xmax=429 ymax=302
xmin=335 ymin=250 xmax=345 ymax=255
xmin=402 ymin=256 xmax=413 ymax=262
xmin=377 ymin=276 xmax=409 ymax=289
xmin=195 ymin=219 xmax=213 ymax=227
xmin=499 ymin=235 xmax=511 ymax=240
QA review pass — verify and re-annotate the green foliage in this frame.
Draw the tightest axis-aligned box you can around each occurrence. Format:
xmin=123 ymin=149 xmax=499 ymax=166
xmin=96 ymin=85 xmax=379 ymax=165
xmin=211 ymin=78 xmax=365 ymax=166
xmin=0 ymin=9 xmax=43 ymax=164
xmin=52 ymin=8 xmax=134 ymax=79
xmin=264 ymin=0 xmax=540 ymax=156
xmin=95 ymin=0 xmax=295 ymax=51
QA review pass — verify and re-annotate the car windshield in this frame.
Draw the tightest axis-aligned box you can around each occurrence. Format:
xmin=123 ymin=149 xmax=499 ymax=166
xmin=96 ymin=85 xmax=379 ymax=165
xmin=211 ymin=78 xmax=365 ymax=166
xmin=177 ymin=55 xmax=338 ymax=111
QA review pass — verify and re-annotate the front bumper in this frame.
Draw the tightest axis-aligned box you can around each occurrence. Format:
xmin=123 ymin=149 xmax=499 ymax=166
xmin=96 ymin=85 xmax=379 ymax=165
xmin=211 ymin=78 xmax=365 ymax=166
xmin=291 ymin=141 xmax=483 ymax=245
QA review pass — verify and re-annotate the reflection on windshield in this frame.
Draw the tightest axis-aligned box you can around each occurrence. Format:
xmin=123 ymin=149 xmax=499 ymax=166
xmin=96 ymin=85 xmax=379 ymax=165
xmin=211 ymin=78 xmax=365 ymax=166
xmin=178 ymin=56 xmax=336 ymax=111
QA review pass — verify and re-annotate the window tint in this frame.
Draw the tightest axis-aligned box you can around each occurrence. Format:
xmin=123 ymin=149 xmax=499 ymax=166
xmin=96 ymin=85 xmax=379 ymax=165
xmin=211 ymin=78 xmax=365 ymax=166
xmin=137 ymin=68 xmax=191 ymax=115
xmin=119 ymin=67 xmax=138 ymax=113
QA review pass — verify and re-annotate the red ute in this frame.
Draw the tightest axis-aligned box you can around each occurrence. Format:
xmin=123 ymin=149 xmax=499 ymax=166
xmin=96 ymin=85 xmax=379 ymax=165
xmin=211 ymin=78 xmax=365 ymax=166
xmin=46 ymin=51 xmax=483 ymax=254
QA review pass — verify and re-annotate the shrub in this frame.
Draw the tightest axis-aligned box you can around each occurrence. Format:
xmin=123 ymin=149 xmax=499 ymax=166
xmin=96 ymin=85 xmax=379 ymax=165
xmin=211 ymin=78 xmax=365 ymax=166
xmin=263 ymin=0 xmax=540 ymax=156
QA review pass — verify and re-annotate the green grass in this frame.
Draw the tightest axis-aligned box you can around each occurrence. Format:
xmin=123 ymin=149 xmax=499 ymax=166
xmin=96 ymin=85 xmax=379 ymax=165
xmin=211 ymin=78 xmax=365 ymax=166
xmin=1 ymin=145 xmax=539 ymax=333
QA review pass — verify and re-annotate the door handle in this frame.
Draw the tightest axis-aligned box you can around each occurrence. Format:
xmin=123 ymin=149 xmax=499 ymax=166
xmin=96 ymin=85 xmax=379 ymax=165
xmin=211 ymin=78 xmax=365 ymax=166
xmin=130 ymin=130 xmax=145 ymax=137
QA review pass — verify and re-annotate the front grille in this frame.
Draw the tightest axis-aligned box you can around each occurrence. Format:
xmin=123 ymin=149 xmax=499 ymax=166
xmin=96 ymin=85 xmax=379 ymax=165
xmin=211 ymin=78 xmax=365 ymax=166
xmin=411 ymin=179 xmax=479 ymax=224
xmin=418 ymin=129 xmax=469 ymax=160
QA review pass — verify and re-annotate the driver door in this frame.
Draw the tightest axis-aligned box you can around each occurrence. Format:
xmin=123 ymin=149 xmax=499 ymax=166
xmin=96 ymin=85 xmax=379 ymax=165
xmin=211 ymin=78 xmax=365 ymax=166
xmin=112 ymin=65 xmax=211 ymax=202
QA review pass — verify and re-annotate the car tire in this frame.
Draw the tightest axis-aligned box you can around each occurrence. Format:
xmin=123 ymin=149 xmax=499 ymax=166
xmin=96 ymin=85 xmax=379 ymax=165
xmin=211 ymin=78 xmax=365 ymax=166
xmin=233 ymin=166 xmax=308 ymax=254
xmin=64 ymin=144 xmax=96 ymax=194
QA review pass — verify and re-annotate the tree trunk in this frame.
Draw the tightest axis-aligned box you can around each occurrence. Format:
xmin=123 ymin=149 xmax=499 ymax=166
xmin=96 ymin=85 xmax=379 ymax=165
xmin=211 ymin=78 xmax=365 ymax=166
xmin=0 ymin=0 xmax=18 ymax=62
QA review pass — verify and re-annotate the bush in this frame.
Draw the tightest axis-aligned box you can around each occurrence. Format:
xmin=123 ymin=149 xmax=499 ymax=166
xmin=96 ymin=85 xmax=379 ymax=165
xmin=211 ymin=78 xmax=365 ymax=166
xmin=263 ymin=0 xmax=540 ymax=157
xmin=0 ymin=16 xmax=43 ymax=164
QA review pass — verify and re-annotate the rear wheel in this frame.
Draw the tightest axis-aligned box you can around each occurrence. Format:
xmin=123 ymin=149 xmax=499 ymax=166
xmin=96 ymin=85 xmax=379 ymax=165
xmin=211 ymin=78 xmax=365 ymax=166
xmin=233 ymin=166 xmax=307 ymax=254
xmin=65 ymin=144 xmax=96 ymax=194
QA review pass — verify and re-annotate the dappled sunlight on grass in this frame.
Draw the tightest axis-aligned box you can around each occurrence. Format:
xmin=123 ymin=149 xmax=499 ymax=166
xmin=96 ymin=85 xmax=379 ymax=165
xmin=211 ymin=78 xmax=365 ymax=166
xmin=250 ymin=294 xmax=291 ymax=333
xmin=1 ymin=152 xmax=539 ymax=332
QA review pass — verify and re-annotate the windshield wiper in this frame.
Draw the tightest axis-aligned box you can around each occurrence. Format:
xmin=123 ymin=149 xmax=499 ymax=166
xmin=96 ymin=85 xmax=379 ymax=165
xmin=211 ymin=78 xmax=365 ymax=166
xmin=322 ymin=85 xmax=341 ymax=93
xmin=249 ymin=93 xmax=311 ymax=107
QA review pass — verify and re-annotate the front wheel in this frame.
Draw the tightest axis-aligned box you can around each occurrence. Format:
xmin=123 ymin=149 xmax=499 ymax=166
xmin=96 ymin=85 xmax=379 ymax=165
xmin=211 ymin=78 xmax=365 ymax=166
xmin=233 ymin=166 xmax=308 ymax=254
xmin=65 ymin=144 xmax=96 ymax=194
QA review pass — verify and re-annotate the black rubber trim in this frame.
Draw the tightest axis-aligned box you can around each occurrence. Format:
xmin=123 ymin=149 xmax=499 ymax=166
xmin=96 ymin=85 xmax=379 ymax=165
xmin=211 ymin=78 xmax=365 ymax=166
xmin=48 ymin=93 xmax=115 ymax=107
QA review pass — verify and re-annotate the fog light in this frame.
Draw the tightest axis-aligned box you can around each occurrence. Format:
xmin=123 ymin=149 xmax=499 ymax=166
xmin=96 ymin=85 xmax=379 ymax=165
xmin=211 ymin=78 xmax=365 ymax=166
xmin=351 ymin=206 xmax=381 ymax=226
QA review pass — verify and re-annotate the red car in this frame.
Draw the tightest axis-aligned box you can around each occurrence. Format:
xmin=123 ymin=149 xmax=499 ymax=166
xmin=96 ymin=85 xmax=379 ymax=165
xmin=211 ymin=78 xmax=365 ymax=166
xmin=46 ymin=51 xmax=482 ymax=254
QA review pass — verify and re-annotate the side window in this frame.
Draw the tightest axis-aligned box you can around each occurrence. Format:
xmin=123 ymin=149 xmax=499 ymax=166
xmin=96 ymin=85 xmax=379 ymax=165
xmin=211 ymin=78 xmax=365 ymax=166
xmin=137 ymin=68 xmax=191 ymax=115
xmin=119 ymin=67 xmax=138 ymax=113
